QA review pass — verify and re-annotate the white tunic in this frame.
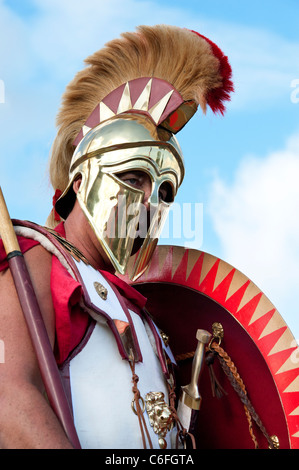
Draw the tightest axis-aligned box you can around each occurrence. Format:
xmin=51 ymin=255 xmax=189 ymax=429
xmin=64 ymin=260 xmax=173 ymax=449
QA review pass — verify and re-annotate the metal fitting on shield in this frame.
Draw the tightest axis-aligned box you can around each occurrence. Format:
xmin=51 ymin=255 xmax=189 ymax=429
xmin=180 ymin=329 xmax=212 ymax=410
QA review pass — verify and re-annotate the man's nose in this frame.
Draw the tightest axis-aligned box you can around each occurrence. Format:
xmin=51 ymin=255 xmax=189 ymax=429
xmin=142 ymin=181 xmax=152 ymax=209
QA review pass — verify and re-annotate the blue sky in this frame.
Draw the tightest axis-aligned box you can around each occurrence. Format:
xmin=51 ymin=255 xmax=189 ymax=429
xmin=1 ymin=0 xmax=299 ymax=339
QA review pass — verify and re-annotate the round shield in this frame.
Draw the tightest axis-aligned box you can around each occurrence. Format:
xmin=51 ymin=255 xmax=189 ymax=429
xmin=123 ymin=245 xmax=299 ymax=449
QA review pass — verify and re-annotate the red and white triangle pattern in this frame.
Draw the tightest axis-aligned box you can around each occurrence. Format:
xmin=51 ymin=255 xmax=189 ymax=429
xmin=73 ymin=77 xmax=183 ymax=147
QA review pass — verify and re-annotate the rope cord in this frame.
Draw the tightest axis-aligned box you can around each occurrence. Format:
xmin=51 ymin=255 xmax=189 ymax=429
xmin=210 ymin=341 xmax=274 ymax=449
xmin=129 ymin=360 xmax=153 ymax=449
xmin=175 ymin=341 xmax=275 ymax=449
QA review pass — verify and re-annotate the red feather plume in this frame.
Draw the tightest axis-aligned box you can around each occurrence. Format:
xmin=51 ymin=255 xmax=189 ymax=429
xmin=191 ymin=30 xmax=234 ymax=115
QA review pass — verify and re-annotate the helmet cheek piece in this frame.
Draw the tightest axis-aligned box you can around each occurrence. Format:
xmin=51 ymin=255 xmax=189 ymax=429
xmin=77 ymin=169 xmax=145 ymax=277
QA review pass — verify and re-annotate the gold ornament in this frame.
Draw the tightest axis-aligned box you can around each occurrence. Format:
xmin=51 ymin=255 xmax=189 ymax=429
xmin=145 ymin=391 xmax=173 ymax=449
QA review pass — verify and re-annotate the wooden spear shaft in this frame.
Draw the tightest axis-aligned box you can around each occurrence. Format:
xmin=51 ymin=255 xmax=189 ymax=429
xmin=0 ymin=187 xmax=81 ymax=449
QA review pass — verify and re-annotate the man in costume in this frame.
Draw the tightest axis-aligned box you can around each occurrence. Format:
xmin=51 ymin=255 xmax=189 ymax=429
xmin=0 ymin=25 xmax=233 ymax=448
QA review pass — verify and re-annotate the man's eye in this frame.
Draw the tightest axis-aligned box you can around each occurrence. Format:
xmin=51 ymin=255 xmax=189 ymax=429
xmin=125 ymin=178 xmax=139 ymax=186
xmin=159 ymin=188 xmax=167 ymax=200
xmin=117 ymin=172 xmax=141 ymax=187
xmin=159 ymin=182 xmax=174 ymax=203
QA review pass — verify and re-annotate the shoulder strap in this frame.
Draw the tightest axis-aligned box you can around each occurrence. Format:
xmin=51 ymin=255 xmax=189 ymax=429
xmin=12 ymin=219 xmax=80 ymax=280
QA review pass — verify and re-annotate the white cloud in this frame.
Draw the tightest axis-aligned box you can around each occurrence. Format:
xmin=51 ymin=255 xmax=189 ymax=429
xmin=209 ymin=132 xmax=299 ymax=338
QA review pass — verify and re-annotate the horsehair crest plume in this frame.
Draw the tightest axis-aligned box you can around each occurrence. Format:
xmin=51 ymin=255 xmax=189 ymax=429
xmin=49 ymin=25 xmax=233 ymax=211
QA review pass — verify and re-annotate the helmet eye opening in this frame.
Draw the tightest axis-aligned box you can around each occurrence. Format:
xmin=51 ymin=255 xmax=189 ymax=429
xmin=159 ymin=181 xmax=174 ymax=203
